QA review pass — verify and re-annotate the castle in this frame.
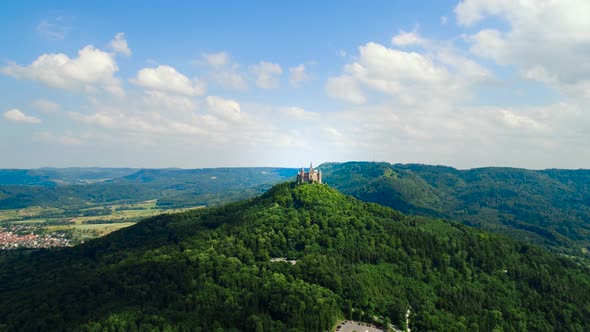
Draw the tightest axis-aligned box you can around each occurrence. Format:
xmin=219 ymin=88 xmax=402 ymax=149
xmin=296 ymin=163 xmax=322 ymax=184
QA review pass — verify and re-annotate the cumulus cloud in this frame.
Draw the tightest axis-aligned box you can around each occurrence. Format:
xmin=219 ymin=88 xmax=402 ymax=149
xmin=131 ymin=65 xmax=205 ymax=96
xmin=206 ymin=96 xmax=242 ymax=122
xmin=282 ymin=106 xmax=320 ymax=120
xmin=65 ymin=94 xmax=297 ymax=152
xmin=325 ymin=40 xmax=491 ymax=106
xmin=31 ymin=99 xmax=61 ymax=113
xmin=212 ymin=69 xmax=248 ymax=91
xmin=326 ymin=42 xmax=449 ymax=104
xmin=109 ymin=32 xmax=131 ymax=56
xmin=325 ymin=75 xmax=366 ymax=104
xmin=2 ymin=45 xmax=123 ymax=96
xmin=318 ymin=31 xmax=590 ymax=168
xmin=201 ymin=52 xmax=230 ymax=68
xmin=289 ymin=64 xmax=310 ymax=87
xmin=200 ymin=52 xmax=248 ymax=91
xmin=143 ymin=90 xmax=197 ymax=112
xmin=497 ymin=109 xmax=550 ymax=132
xmin=70 ymin=109 xmax=204 ymax=136
xmin=250 ymin=61 xmax=282 ymax=89
xmin=456 ymin=0 xmax=590 ymax=99
xmin=3 ymin=109 xmax=41 ymax=124
xmin=392 ymin=30 xmax=425 ymax=47
xmin=320 ymin=99 xmax=589 ymax=169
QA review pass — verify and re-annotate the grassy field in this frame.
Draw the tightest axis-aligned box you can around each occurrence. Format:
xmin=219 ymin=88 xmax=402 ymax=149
xmin=46 ymin=222 xmax=137 ymax=238
xmin=1 ymin=200 xmax=204 ymax=240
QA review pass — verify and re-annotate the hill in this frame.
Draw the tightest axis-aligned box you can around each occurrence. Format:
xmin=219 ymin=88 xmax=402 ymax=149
xmin=1 ymin=182 xmax=589 ymax=331
xmin=320 ymin=162 xmax=590 ymax=257
xmin=0 ymin=167 xmax=297 ymax=210
xmin=0 ymin=167 xmax=297 ymax=246
xmin=0 ymin=168 xmax=138 ymax=186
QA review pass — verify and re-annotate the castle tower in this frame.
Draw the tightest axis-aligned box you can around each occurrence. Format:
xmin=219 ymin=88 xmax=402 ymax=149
xmin=296 ymin=162 xmax=322 ymax=184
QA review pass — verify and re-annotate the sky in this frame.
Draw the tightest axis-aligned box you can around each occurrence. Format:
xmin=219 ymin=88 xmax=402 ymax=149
xmin=1 ymin=1 xmax=590 ymax=169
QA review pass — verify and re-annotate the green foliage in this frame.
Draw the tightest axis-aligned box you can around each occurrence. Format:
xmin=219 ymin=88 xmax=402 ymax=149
xmin=321 ymin=162 xmax=590 ymax=257
xmin=1 ymin=182 xmax=590 ymax=331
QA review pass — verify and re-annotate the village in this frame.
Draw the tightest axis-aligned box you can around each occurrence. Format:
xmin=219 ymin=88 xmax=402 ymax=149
xmin=0 ymin=224 xmax=73 ymax=250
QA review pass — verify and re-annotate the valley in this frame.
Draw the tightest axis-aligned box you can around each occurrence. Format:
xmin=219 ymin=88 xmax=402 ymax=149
xmin=0 ymin=167 xmax=296 ymax=248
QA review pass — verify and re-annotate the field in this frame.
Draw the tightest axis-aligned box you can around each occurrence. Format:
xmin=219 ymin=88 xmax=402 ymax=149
xmin=0 ymin=200 xmax=204 ymax=241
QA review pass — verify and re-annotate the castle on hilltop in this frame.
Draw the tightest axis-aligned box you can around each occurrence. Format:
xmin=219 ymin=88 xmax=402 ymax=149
xmin=296 ymin=163 xmax=322 ymax=184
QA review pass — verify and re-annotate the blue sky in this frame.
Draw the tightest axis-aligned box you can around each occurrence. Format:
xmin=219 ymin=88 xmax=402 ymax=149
xmin=1 ymin=1 xmax=589 ymax=169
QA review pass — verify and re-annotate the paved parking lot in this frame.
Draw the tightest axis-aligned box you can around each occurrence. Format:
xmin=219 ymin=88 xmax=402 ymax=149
xmin=335 ymin=320 xmax=384 ymax=332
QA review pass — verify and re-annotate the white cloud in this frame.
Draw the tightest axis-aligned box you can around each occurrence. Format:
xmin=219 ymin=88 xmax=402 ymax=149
xmin=201 ymin=52 xmax=230 ymax=68
xmin=326 ymin=42 xmax=448 ymax=103
xmin=465 ymin=29 xmax=508 ymax=64
xmin=2 ymin=45 xmax=123 ymax=96
xmin=323 ymin=127 xmax=343 ymax=139
xmin=440 ymin=16 xmax=448 ymax=25
xmin=206 ymin=96 xmax=242 ymax=123
xmin=212 ymin=68 xmax=248 ymax=91
xmin=325 ymin=75 xmax=366 ymax=104
xmin=132 ymin=65 xmax=205 ymax=96
xmin=199 ymin=52 xmax=248 ymax=91
xmin=250 ymin=61 xmax=282 ymax=89
xmin=497 ymin=109 xmax=550 ymax=132
xmin=109 ymin=32 xmax=131 ymax=56
xmin=65 ymin=94 xmax=299 ymax=153
xmin=319 ymin=100 xmax=589 ymax=169
xmin=355 ymin=42 xmax=449 ymax=84
xmin=143 ymin=90 xmax=197 ymax=112
xmin=70 ymin=110 xmax=204 ymax=136
xmin=36 ymin=17 xmax=70 ymax=40
xmin=31 ymin=99 xmax=61 ymax=113
xmin=392 ymin=30 xmax=425 ymax=47
xmin=326 ymin=39 xmax=491 ymax=106
xmin=289 ymin=64 xmax=310 ymax=87
xmin=3 ymin=109 xmax=41 ymax=124
xmin=457 ymin=0 xmax=590 ymax=99
xmin=282 ymin=106 xmax=320 ymax=120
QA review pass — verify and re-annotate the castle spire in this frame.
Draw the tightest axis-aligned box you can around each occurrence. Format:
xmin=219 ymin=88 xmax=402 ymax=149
xmin=296 ymin=162 xmax=322 ymax=184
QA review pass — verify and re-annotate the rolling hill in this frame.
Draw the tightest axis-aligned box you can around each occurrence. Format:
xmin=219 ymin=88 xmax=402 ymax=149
xmin=1 ymin=182 xmax=589 ymax=331
xmin=0 ymin=167 xmax=297 ymax=211
xmin=321 ymin=162 xmax=590 ymax=258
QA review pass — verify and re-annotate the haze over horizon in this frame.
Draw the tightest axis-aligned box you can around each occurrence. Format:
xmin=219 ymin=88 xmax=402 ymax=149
xmin=2 ymin=1 xmax=590 ymax=169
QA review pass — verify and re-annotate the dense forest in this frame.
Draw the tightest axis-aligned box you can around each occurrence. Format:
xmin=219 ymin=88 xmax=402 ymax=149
xmin=1 ymin=182 xmax=589 ymax=331
xmin=321 ymin=162 xmax=590 ymax=258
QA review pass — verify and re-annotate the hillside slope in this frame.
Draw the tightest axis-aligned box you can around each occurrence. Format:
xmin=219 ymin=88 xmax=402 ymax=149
xmin=321 ymin=162 xmax=590 ymax=257
xmin=1 ymin=183 xmax=590 ymax=331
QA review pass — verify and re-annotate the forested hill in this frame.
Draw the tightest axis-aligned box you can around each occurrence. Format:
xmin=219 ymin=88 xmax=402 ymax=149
xmin=1 ymin=182 xmax=590 ymax=331
xmin=320 ymin=162 xmax=590 ymax=257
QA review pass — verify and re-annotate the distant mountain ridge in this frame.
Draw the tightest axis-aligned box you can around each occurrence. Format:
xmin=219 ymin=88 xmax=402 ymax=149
xmin=320 ymin=161 xmax=590 ymax=257
xmin=0 ymin=167 xmax=297 ymax=210
xmin=4 ymin=163 xmax=590 ymax=258
xmin=0 ymin=168 xmax=139 ymax=186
